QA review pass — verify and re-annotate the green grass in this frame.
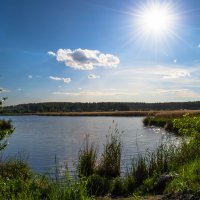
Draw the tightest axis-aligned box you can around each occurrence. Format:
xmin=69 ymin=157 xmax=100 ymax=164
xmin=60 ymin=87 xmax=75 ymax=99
xmin=78 ymin=134 xmax=97 ymax=177
xmin=0 ymin=160 xmax=93 ymax=200
xmin=97 ymin=125 xmax=122 ymax=178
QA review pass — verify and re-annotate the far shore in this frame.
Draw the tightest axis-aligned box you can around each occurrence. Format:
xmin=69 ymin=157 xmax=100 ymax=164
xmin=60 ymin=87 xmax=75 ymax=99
xmin=1 ymin=109 xmax=200 ymax=117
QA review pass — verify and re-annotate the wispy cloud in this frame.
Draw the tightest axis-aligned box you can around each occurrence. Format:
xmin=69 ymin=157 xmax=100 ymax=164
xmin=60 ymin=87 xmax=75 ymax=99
xmin=49 ymin=76 xmax=71 ymax=83
xmin=197 ymin=44 xmax=200 ymax=48
xmin=88 ymin=74 xmax=100 ymax=79
xmin=52 ymin=89 xmax=138 ymax=97
xmin=28 ymin=75 xmax=32 ymax=79
xmin=48 ymin=48 xmax=120 ymax=70
xmin=155 ymin=88 xmax=200 ymax=99
xmin=116 ymin=65 xmax=191 ymax=80
xmin=47 ymin=51 xmax=56 ymax=56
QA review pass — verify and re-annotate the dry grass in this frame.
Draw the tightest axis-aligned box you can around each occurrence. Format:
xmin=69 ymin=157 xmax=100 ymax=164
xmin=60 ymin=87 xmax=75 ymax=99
xmin=155 ymin=110 xmax=200 ymax=118
xmin=35 ymin=111 xmax=151 ymax=116
xmin=34 ymin=110 xmax=200 ymax=117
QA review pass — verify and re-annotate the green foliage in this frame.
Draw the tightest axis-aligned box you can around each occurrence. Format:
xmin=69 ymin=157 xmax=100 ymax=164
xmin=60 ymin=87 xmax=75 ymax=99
xmin=110 ymin=177 xmax=128 ymax=197
xmin=0 ymin=161 xmax=92 ymax=200
xmin=0 ymin=120 xmax=14 ymax=151
xmin=0 ymin=159 xmax=31 ymax=181
xmin=143 ymin=117 xmax=175 ymax=132
xmin=86 ymin=174 xmax=109 ymax=196
xmin=165 ymin=158 xmax=200 ymax=193
xmin=173 ymin=114 xmax=200 ymax=136
xmin=97 ymin=124 xmax=122 ymax=178
xmin=131 ymin=155 xmax=148 ymax=186
xmin=78 ymin=135 xmax=97 ymax=177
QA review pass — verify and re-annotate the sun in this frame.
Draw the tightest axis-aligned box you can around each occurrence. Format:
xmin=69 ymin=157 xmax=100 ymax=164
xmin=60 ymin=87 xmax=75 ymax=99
xmin=136 ymin=1 xmax=177 ymax=38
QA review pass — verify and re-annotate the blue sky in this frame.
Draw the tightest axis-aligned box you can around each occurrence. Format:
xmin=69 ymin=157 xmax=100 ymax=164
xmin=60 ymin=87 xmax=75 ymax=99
xmin=1 ymin=0 xmax=200 ymax=105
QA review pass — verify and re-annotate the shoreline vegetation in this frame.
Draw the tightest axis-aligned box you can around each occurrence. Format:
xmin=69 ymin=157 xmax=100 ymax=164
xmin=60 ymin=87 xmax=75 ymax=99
xmin=1 ymin=109 xmax=200 ymax=117
xmin=1 ymin=112 xmax=200 ymax=199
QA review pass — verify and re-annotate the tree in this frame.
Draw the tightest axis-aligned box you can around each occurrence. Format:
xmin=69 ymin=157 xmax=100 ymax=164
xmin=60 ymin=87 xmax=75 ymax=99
xmin=0 ymin=90 xmax=13 ymax=151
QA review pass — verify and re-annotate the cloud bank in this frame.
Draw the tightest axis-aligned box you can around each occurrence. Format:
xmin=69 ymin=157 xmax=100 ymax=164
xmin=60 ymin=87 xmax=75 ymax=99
xmin=48 ymin=48 xmax=120 ymax=70
xmin=49 ymin=76 xmax=71 ymax=83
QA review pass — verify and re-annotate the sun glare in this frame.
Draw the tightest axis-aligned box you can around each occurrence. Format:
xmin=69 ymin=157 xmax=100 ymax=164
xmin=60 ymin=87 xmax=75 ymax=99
xmin=136 ymin=1 xmax=177 ymax=38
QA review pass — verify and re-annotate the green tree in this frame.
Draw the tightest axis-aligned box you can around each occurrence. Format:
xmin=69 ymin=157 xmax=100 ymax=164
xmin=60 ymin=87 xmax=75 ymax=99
xmin=0 ymin=90 xmax=13 ymax=151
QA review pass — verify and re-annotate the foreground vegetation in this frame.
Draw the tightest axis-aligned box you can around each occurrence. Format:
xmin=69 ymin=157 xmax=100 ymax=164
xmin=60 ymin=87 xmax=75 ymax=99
xmin=1 ymin=113 xmax=200 ymax=199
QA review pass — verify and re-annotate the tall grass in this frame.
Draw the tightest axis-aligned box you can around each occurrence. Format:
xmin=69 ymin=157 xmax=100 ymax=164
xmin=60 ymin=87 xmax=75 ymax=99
xmin=0 ymin=158 xmax=92 ymax=200
xmin=97 ymin=123 xmax=122 ymax=178
xmin=78 ymin=135 xmax=97 ymax=177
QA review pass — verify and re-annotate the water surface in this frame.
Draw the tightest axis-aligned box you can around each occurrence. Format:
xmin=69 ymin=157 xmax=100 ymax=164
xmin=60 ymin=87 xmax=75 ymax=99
xmin=1 ymin=116 xmax=172 ymax=173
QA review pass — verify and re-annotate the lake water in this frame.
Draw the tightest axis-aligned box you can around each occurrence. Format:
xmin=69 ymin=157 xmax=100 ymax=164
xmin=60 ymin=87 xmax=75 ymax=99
xmin=1 ymin=116 xmax=173 ymax=174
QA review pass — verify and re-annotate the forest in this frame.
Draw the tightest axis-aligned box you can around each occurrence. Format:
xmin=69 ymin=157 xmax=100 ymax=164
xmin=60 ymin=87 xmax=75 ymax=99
xmin=2 ymin=101 xmax=200 ymax=113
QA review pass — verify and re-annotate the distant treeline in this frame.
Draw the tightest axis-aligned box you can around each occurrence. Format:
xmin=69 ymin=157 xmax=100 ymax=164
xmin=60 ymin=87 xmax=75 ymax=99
xmin=2 ymin=101 xmax=200 ymax=113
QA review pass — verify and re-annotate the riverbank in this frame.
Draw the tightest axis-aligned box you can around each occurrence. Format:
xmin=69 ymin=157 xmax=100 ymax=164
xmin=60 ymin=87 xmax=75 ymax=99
xmin=1 ymin=114 xmax=200 ymax=199
xmin=1 ymin=109 xmax=200 ymax=117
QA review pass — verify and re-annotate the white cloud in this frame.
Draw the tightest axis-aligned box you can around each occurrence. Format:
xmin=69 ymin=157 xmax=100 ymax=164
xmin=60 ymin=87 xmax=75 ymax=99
xmin=197 ymin=44 xmax=200 ymax=48
xmin=47 ymin=51 xmax=56 ymax=56
xmin=63 ymin=78 xmax=71 ymax=83
xmin=117 ymin=66 xmax=191 ymax=80
xmin=173 ymin=59 xmax=177 ymax=63
xmin=52 ymin=89 xmax=138 ymax=97
xmin=155 ymin=89 xmax=200 ymax=99
xmin=28 ymin=75 xmax=32 ymax=79
xmin=88 ymin=74 xmax=100 ymax=79
xmin=0 ymin=88 xmax=10 ymax=93
xmin=17 ymin=88 xmax=23 ymax=91
xmin=48 ymin=48 xmax=120 ymax=70
xmin=49 ymin=76 xmax=71 ymax=83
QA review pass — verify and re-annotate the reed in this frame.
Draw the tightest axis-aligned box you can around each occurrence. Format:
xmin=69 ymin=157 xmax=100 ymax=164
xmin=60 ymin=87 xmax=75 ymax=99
xmin=97 ymin=123 xmax=122 ymax=179
xmin=78 ymin=135 xmax=97 ymax=177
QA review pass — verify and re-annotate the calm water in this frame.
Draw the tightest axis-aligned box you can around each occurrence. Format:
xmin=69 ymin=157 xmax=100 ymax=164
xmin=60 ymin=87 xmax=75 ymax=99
xmin=1 ymin=116 xmax=172 ymax=173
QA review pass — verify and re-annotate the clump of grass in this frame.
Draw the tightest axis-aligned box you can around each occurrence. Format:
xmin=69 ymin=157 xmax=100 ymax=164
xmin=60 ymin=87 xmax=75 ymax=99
xmin=86 ymin=174 xmax=109 ymax=196
xmin=165 ymin=158 xmax=200 ymax=193
xmin=143 ymin=117 xmax=175 ymax=133
xmin=0 ymin=158 xmax=31 ymax=181
xmin=0 ymin=160 xmax=92 ymax=200
xmin=110 ymin=177 xmax=128 ymax=197
xmin=97 ymin=123 xmax=122 ymax=179
xmin=78 ymin=135 xmax=97 ymax=177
